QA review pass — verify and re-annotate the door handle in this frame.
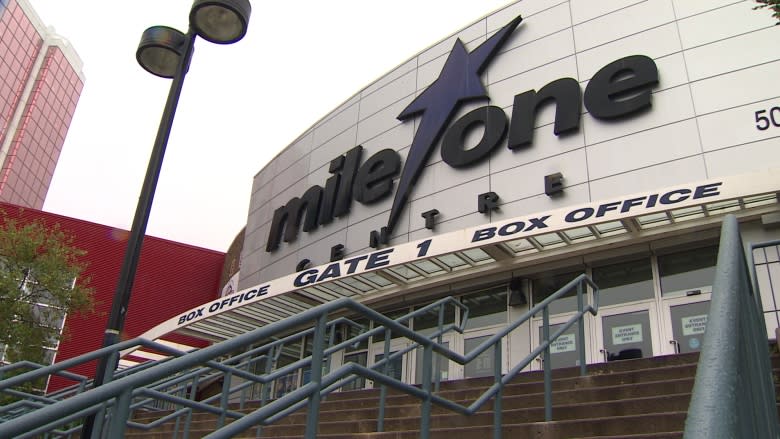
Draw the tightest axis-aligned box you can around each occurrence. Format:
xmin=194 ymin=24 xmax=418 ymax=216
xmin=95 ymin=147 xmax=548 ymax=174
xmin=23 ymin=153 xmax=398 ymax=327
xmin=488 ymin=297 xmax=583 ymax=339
xmin=669 ymin=340 xmax=681 ymax=354
xmin=599 ymin=349 xmax=609 ymax=362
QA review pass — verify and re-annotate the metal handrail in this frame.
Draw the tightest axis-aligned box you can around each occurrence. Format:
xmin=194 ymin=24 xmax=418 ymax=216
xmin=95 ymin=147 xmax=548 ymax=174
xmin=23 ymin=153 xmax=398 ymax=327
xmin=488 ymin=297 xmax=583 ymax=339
xmin=684 ymin=215 xmax=780 ymax=438
xmin=0 ymin=276 xmax=598 ymax=439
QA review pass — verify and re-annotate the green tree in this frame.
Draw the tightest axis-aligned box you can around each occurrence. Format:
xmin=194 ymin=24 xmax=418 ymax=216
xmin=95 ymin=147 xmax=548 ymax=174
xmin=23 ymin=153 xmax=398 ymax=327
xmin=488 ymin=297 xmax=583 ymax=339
xmin=0 ymin=210 xmax=94 ymax=367
xmin=754 ymin=0 xmax=780 ymax=23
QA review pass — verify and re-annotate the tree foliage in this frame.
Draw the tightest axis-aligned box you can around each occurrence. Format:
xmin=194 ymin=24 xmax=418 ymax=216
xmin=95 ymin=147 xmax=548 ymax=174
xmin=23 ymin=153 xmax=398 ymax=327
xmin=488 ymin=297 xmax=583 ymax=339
xmin=0 ymin=210 xmax=94 ymax=366
xmin=754 ymin=0 xmax=780 ymax=23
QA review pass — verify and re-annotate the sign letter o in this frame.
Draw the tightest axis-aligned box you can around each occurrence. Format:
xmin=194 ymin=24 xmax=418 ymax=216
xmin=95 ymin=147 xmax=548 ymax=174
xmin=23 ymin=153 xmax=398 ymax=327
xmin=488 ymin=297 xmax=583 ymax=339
xmin=441 ymin=106 xmax=508 ymax=168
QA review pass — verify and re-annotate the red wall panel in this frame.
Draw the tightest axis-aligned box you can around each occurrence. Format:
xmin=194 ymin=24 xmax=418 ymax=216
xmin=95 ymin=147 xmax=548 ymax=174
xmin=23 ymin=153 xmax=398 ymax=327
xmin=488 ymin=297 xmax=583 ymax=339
xmin=0 ymin=203 xmax=225 ymax=391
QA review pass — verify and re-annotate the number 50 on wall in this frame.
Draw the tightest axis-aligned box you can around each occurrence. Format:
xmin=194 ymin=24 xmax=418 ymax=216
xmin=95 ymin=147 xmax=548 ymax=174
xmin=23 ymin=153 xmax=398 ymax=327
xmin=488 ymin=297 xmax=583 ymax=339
xmin=755 ymin=106 xmax=780 ymax=130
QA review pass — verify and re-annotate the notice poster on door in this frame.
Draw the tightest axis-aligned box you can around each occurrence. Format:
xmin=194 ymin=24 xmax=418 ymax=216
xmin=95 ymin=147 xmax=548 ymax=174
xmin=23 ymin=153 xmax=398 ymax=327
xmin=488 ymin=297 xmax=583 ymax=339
xmin=682 ymin=314 xmax=707 ymax=336
xmin=550 ymin=333 xmax=576 ymax=353
xmin=612 ymin=324 xmax=643 ymax=345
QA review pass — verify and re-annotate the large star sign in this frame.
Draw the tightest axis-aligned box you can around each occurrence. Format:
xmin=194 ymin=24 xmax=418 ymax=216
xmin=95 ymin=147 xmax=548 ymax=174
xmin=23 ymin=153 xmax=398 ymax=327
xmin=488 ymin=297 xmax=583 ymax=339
xmin=386 ymin=14 xmax=523 ymax=234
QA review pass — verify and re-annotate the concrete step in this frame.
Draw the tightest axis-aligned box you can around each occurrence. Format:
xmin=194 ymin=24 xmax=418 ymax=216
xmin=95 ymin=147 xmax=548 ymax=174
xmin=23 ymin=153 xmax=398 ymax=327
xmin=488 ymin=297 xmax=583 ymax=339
xmin=125 ymin=352 xmax=780 ymax=438
xmin=234 ymin=412 xmax=688 ymax=439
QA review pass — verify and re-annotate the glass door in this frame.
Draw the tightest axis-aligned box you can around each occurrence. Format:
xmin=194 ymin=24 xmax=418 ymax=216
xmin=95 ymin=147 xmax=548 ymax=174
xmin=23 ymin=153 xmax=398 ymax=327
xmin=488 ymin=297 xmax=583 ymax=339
xmin=661 ymin=294 xmax=711 ymax=354
xmin=370 ymin=339 xmax=409 ymax=387
xmin=657 ymin=245 xmax=717 ymax=354
xmin=532 ymin=312 xmax=590 ymax=370
xmin=596 ymin=302 xmax=660 ymax=362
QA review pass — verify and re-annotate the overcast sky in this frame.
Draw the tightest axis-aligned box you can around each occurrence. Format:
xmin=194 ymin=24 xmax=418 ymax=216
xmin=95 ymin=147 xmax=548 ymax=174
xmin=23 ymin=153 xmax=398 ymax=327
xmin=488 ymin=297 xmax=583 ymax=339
xmin=28 ymin=0 xmax=512 ymax=251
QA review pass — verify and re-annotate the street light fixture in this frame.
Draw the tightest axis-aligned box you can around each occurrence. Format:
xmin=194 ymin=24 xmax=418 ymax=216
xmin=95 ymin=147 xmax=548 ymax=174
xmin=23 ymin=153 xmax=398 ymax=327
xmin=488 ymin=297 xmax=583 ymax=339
xmin=84 ymin=1 xmax=250 ymax=437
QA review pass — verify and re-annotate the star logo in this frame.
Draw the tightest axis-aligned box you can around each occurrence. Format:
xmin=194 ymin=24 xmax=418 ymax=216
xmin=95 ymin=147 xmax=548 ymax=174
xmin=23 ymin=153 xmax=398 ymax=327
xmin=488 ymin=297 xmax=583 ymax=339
xmin=385 ymin=14 xmax=523 ymax=234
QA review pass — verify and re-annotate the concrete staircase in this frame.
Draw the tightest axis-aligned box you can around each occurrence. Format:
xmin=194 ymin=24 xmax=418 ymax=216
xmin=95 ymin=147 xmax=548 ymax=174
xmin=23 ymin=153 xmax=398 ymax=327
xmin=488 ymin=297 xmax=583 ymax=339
xmin=127 ymin=352 xmax=779 ymax=438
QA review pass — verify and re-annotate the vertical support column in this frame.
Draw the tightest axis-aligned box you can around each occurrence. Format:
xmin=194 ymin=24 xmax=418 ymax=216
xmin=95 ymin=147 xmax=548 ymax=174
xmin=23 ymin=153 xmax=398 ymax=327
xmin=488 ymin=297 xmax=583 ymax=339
xmin=304 ymin=313 xmax=328 ymax=439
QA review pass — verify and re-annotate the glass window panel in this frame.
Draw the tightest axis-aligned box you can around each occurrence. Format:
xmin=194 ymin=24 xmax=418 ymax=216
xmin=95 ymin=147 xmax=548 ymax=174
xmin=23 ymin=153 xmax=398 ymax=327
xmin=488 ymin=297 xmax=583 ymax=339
xmin=743 ymin=194 xmax=778 ymax=208
xmin=592 ymin=258 xmax=654 ymax=306
xmin=339 ymin=277 xmax=373 ymax=293
xmin=461 ymin=248 xmax=493 ymax=264
xmin=532 ymin=270 xmax=583 ymax=315
xmin=435 ymin=254 xmax=468 ymax=269
xmin=372 ymin=351 xmax=403 ymax=387
xmin=317 ymin=282 xmax=356 ymax=297
xmin=704 ymin=200 xmax=741 ymax=214
xmin=594 ymin=221 xmax=626 ymax=236
xmin=387 ymin=265 xmax=422 ymax=281
xmin=411 ymin=259 xmax=445 ymax=275
xmin=373 ymin=309 xmax=410 ymax=342
xmin=505 ymin=238 xmax=536 ymax=253
xmin=670 ymin=206 xmax=705 ymax=221
xmin=462 ymin=287 xmax=507 ymax=330
xmin=637 ymin=213 xmax=669 ymax=228
xmin=345 ymin=318 xmax=369 ymax=352
xmin=356 ymin=272 xmax=393 ymax=288
xmin=413 ymin=303 xmax=456 ymax=336
xmin=563 ymin=227 xmax=595 ymax=241
xmin=659 ymin=246 xmax=718 ymax=296
xmin=464 ymin=336 xmax=495 ymax=378
xmin=414 ymin=341 xmax=450 ymax=384
xmin=534 ymin=233 xmax=564 ymax=247
xmin=341 ymin=352 xmax=367 ymax=391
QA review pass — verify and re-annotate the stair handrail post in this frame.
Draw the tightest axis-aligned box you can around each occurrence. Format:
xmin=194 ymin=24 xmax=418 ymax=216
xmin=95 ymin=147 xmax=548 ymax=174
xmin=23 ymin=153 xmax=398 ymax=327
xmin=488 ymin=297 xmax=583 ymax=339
xmin=577 ymin=282 xmax=587 ymax=376
xmin=304 ymin=312 xmax=329 ymax=439
xmin=542 ymin=306 xmax=552 ymax=422
xmin=435 ymin=304 xmax=444 ymax=393
xmin=493 ymin=338 xmax=503 ymax=439
xmin=684 ymin=215 xmax=780 ymax=438
xmin=377 ymin=327 xmax=392 ymax=433
xmin=421 ymin=343 xmax=433 ymax=439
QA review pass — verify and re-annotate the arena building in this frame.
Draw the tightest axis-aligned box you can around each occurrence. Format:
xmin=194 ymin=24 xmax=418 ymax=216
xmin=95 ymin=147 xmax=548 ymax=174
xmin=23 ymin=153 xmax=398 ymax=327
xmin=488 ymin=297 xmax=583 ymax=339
xmin=138 ymin=0 xmax=780 ymax=393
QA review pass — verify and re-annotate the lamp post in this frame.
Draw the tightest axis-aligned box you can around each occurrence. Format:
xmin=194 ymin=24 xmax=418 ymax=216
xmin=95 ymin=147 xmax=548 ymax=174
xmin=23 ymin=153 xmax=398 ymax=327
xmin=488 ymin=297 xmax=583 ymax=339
xmin=83 ymin=1 xmax=250 ymax=437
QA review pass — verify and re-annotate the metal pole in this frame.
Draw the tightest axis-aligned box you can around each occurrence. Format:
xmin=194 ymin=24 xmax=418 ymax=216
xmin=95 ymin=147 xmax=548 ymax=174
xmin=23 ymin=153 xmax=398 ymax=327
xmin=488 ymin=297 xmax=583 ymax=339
xmin=577 ymin=282 xmax=586 ymax=376
xmin=304 ymin=313 xmax=328 ymax=439
xmin=542 ymin=307 xmax=552 ymax=422
xmin=83 ymin=29 xmax=196 ymax=439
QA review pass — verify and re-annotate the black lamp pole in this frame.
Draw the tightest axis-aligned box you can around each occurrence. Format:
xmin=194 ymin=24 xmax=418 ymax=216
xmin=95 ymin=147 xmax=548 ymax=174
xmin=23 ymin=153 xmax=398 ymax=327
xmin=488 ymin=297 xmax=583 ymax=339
xmin=83 ymin=2 xmax=250 ymax=437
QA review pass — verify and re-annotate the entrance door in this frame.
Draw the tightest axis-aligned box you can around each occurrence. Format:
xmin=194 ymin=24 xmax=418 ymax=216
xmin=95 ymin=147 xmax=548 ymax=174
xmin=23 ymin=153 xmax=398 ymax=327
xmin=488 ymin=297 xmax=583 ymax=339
xmin=411 ymin=337 xmax=456 ymax=385
xmin=661 ymin=294 xmax=711 ymax=354
xmin=370 ymin=339 xmax=409 ymax=387
xmin=596 ymin=301 xmax=660 ymax=362
xmin=532 ymin=312 xmax=590 ymax=370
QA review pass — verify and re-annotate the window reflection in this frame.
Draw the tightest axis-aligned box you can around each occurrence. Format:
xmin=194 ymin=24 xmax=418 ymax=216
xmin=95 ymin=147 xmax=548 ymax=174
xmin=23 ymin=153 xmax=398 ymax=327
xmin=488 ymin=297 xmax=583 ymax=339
xmin=532 ymin=270 xmax=583 ymax=315
xmin=659 ymin=246 xmax=718 ymax=296
xmin=593 ymin=258 xmax=654 ymax=306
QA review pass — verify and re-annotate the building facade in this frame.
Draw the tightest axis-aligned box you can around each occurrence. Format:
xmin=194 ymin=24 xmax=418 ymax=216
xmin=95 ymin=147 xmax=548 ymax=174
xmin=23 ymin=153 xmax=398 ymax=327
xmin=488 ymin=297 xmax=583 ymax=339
xmin=0 ymin=203 xmax=225 ymax=391
xmin=0 ymin=0 xmax=84 ymax=209
xmin=140 ymin=0 xmax=780 ymax=394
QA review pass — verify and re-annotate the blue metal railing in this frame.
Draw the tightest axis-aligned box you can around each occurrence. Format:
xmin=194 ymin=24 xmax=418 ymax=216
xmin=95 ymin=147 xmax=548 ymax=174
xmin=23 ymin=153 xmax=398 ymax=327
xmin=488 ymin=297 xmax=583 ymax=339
xmin=684 ymin=214 xmax=780 ymax=438
xmin=0 ymin=275 xmax=599 ymax=439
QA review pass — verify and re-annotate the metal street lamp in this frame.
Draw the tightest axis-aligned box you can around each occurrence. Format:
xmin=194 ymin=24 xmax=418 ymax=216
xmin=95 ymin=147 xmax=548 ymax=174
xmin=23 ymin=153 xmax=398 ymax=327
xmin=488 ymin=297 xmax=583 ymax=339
xmin=83 ymin=1 xmax=250 ymax=437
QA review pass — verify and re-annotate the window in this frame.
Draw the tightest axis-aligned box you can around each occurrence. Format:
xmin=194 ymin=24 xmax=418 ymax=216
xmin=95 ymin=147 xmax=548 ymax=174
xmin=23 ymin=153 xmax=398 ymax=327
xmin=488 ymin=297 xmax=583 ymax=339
xmin=659 ymin=246 xmax=718 ymax=296
xmin=592 ymin=258 xmax=654 ymax=306
xmin=461 ymin=287 xmax=507 ymax=330
xmin=532 ymin=270 xmax=584 ymax=314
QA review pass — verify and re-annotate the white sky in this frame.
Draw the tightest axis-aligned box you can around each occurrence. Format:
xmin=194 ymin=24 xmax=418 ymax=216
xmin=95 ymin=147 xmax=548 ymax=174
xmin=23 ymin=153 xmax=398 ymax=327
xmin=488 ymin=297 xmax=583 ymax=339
xmin=28 ymin=0 xmax=512 ymax=251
